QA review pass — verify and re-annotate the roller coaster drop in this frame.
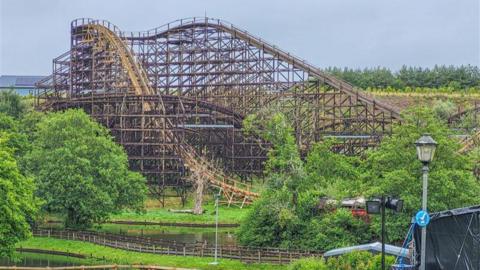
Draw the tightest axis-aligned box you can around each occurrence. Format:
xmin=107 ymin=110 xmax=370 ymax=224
xmin=37 ymin=18 xmax=403 ymax=204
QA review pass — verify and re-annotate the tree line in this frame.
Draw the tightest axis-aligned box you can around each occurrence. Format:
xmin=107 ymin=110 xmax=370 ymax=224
xmin=325 ymin=65 xmax=480 ymax=90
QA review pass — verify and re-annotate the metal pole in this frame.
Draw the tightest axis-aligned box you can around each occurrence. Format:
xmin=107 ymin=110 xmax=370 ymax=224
xmin=209 ymin=193 xmax=219 ymax=265
xmin=420 ymin=164 xmax=429 ymax=270
xmin=381 ymin=196 xmax=385 ymax=270
xmin=214 ymin=194 xmax=219 ymax=263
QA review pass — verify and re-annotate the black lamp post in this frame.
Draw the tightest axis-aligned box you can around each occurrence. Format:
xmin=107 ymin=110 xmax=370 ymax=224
xmin=415 ymin=134 xmax=437 ymax=270
xmin=367 ymin=196 xmax=404 ymax=270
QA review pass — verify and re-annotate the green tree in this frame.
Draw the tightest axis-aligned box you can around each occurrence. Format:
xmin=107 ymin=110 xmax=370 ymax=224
xmin=305 ymin=141 xmax=362 ymax=199
xmin=238 ymin=113 xmax=370 ymax=250
xmin=0 ymin=89 xmax=28 ymax=118
xmin=361 ymin=107 xmax=480 ymax=241
xmin=244 ymin=112 xmax=304 ymax=193
xmin=0 ymin=113 xmax=30 ymax=160
xmin=244 ymin=112 xmax=303 ymax=176
xmin=0 ymin=133 xmax=39 ymax=257
xmin=19 ymin=111 xmax=46 ymax=142
xmin=325 ymin=65 xmax=480 ymax=90
xmin=239 ymin=113 xmax=307 ymax=247
xmin=25 ymin=109 xmax=147 ymax=228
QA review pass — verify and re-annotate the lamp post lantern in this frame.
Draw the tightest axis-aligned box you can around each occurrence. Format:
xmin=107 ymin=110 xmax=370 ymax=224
xmin=415 ymin=134 xmax=437 ymax=270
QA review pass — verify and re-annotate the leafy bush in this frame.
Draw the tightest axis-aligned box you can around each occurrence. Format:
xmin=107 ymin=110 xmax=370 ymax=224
xmin=300 ymin=209 xmax=372 ymax=251
xmin=289 ymin=257 xmax=329 ymax=270
xmin=432 ymin=100 xmax=457 ymax=120
xmin=289 ymin=252 xmax=395 ymax=270
xmin=237 ymin=189 xmax=305 ymax=248
xmin=0 ymin=89 xmax=28 ymax=118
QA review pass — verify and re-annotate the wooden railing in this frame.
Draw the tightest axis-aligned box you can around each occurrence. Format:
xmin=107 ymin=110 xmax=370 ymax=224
xmin=32 ymin=229 xmax=321 ymax=264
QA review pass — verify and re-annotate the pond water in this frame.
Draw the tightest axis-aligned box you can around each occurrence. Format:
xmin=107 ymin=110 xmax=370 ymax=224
xmin=42 ymin=223 xmax=239 ymax=246
xmin=0 ymin=252 xmax=99 ymax=267
xmin=99 ymin=224 xmax=238 ymax=246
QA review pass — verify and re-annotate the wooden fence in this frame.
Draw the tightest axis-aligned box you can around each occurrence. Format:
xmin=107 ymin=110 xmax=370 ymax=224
xmin=32 ymin=229 xmax=322 ymax=264
xmin=0 ymin=265 xmax=196 ymax=270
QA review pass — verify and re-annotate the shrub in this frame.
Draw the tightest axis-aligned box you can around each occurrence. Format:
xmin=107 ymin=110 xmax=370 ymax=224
xmin=288 ymin=252 xmax=395 ymax=270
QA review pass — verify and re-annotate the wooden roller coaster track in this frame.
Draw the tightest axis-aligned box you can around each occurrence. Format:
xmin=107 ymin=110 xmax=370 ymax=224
xmin=459 ymin=130 xmax=480 ymax=154
xmin=79 ymin=22 xmax=258 ymax=205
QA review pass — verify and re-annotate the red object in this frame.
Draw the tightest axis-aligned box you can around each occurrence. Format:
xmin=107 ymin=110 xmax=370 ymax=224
xmin=351 ymin=208 xmax=367 ymax=217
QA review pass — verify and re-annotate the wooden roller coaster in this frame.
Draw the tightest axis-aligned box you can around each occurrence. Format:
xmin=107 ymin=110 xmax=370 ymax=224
xmin=36 ymin=18 xmax=405 ymax=204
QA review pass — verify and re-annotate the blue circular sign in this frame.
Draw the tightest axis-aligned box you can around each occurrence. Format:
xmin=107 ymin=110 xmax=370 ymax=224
xmin=415 ymin=210 xmax=430 ymax=227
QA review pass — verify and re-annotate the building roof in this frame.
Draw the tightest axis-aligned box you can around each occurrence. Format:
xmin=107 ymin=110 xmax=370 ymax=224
xmin=0 ymin=75 xmax=47 ymax=88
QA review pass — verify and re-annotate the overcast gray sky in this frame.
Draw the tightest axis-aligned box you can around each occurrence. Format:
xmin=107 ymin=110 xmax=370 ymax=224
xmin=1 ymin=0 xmax=479 ymax=75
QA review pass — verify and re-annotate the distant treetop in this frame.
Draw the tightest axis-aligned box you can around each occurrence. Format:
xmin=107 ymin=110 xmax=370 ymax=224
xmin=325 ymin=65 xmax=480 ymax=90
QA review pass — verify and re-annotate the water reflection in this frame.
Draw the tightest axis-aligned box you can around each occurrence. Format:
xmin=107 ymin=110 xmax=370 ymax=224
xmin=100 ymin=225 xmax=238 ymax=246
xmin=0 ymin=252 xmax=96 ymax=267
xmin=40 ymin=222 xmax=239 ymax=246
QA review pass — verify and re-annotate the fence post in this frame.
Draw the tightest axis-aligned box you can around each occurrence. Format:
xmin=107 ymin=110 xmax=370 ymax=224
xmin=258 ymin=250 xmax=261 ymax=263
xmin=183 ymin=245 xmax=186 ymax=256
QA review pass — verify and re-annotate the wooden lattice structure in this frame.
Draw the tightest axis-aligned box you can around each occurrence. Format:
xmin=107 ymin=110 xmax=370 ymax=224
xmin=36 ymin=18 xmax=401 ymax=202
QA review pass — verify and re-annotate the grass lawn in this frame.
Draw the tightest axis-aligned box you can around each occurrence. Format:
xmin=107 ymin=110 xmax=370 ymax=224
xmin=110 ymin=198 xmax=250 ymax=225
xmin=43 ymin=195 xmax=253 ymax=226
xmin=17 ymin=238 xmax=285 ymax=270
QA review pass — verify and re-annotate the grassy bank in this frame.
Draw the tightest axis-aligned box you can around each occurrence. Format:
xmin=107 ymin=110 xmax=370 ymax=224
xmin=17 ymin=238 xmax=283 ymax=270
xmin=110 ymin=199 xmax=250 ymax=225
xmin=96 ymin=223 xmax=235 ymax=234
xmin=43 ymin=196 xmax=252 ymax=226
